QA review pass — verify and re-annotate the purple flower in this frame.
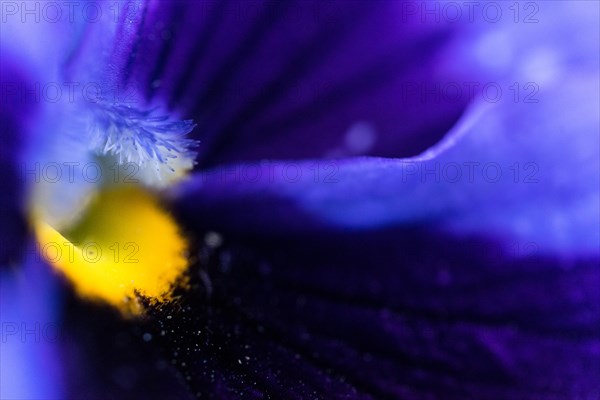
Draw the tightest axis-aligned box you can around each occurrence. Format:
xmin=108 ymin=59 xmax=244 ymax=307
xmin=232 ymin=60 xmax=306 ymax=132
xmin=1 ymin=1 xmax=598 ymax=399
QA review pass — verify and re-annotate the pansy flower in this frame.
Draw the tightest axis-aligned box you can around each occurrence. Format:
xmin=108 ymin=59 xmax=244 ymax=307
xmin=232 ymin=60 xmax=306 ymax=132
xmin=1 ymin=1 xmax=598 ymax=399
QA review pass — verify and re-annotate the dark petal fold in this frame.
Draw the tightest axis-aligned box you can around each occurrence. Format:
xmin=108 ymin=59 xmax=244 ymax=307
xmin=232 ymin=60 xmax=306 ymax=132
xmin=146 ymin=229 xmax=600 ymax=399
xmin=67 ymin=0 xmax=470 ymax=167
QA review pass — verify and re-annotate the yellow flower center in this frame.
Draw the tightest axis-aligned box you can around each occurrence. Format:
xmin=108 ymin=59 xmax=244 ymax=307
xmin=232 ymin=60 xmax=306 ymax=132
xmin=32 ymin=185 xmax=189 ymax=316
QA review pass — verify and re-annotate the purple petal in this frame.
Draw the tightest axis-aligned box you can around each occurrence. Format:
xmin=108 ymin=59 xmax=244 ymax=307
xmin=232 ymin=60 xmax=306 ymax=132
xmin=0 ymin=58 xmax=39 ymax=264
xmin=172 ymin=63 xmax=599 ymax=256
xmin=57 ymin=300 xmax=194 ymax=400
xmin=0 ymin=5 xmax=91 ymax=262
xmin=65 ymin=0 xmax=471 ymax=167
xmin=165 ymin=5 xmax=599 ymax=394
xmin=0 ymin=251 xmax=64 ymax=398
xmin=143 ymin=229 xmax=599 ymax=398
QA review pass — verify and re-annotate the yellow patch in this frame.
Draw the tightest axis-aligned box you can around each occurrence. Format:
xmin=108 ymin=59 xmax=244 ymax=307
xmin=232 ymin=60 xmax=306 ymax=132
xmin=33 ymin=186 xmax=189 ymax=316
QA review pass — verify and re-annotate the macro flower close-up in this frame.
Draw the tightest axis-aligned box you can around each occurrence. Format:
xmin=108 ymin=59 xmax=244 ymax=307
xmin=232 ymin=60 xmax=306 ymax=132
xmin=1 ymin=0 xmax=599 ymax=399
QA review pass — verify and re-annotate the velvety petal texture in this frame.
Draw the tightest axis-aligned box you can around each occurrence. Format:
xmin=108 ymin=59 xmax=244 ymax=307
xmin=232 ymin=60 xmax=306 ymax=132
xmin=141 ymin=228 xmax=599 ymax=399
xmin=57 ymin=298 xmax=194 ymax=400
